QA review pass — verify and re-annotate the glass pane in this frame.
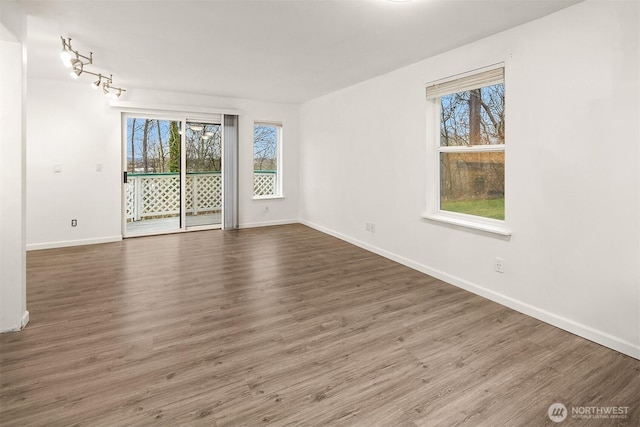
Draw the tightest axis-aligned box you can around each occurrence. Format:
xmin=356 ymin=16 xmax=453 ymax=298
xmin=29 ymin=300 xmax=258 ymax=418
xmin=440 ymin=151 xmax=504 ymax=220
xmin=440 ymin=83 xmax=504 ymax=147
xmin=185 ymin=121 xmax=222 ymax=228
xmin=125 ymin=118 xmax=181 ymax=236
xmin=253 ymin=124 xmax=279 ymax=197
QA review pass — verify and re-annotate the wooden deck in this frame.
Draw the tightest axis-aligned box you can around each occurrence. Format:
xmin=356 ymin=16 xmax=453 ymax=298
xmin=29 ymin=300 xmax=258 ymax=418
xmin=1 ymin=224 xmax=638 ymax=425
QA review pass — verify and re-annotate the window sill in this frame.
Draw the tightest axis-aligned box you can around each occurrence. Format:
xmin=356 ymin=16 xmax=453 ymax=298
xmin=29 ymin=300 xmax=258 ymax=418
xmin=253 ymin=195 xmax=285 ymax=201
xmin=422 ymin=211 xmax=511 ymax=238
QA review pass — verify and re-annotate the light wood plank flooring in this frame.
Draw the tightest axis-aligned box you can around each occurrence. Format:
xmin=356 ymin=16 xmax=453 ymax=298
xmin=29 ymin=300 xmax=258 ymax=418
xmin=1 ymin=224 xmax=638 ymax=426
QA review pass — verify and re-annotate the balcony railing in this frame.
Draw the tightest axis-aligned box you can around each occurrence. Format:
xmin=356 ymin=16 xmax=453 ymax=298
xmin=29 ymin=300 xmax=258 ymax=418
xmin=126 ymin=171 xmax=276 ymax=221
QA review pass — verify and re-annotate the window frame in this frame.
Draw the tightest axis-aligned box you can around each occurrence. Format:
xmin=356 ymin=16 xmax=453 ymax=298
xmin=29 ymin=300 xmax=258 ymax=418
xmin=423 ymin=64 xmax=511 ymax=237
xmin=252 ymin=121 xmax=283 ymax=199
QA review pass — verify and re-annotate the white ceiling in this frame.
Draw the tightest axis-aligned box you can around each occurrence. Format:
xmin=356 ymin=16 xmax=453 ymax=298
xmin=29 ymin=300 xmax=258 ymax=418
xmin=21 ymin=0 xmax=582 ymax=104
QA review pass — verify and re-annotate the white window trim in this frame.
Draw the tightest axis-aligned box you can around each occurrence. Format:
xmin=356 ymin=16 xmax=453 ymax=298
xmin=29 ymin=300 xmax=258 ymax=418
xmin=423 ymin=63 xmax=511 ymax=238
xmin=422 ymin=211 xmax=511 ymax=236
xmin=110 ymin=100 xmax=238 ymax=118
xmin=253 ymin=195 xmax=286 ymax=201
xmin=252 ymin=121 xmax=283 ymax=199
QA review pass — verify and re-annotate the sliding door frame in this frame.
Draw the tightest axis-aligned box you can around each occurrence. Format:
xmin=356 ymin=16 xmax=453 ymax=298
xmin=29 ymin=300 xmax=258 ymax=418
xmin=120 ymin=109 xmax=235 ymax=238
xmin=183 ymin=116 xmax=224 ymax=232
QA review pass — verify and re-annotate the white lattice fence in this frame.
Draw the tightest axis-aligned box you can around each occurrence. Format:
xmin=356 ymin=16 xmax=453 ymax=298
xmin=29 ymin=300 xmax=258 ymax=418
xmin=254 ymin=171 xmax=277 ymax=196
xmin=127 ymin=172 xmax=222 ymax=221
xmin=186 ymin=174 xmax=222 ymax=214
xmin=127 ymin=172 xmax=276 ymax=220
xmin=126 ymin=177 xmax=137 ymax=220
xmin=141 ymin=175 xmax=181 ymax=217
xmin=185 ymin=177 xmax=194 ymax=212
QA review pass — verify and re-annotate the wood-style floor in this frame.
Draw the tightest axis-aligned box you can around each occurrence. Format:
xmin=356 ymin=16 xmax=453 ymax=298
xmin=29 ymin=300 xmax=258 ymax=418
xmin=1 ymin=224 xmax=638 ymax=426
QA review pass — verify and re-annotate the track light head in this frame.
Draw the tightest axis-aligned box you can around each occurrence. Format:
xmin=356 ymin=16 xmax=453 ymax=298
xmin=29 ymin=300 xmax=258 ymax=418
xmin=91 ymin=74 xmax=102 ymax=89
xmin=60 ymin=50 xmax=72 ymax=68
xmin=70 ymin=62 xmax=83 ymax=79
xmin=102 ymin=81 xmax=121 ymax=99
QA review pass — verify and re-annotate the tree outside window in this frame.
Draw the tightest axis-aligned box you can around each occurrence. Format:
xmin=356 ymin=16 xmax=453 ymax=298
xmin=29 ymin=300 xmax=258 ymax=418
xmin=428 ymin=68 xmax=505 ymax=221
xmin=253 ymin=122 xmax=282 ymax=197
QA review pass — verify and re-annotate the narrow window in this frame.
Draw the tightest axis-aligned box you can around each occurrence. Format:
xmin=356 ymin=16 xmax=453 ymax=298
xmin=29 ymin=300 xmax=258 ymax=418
xmin=253 ymin=122 xmax=282 ymax=198
xmin=427 ymin=66 xmax=505 ymax=225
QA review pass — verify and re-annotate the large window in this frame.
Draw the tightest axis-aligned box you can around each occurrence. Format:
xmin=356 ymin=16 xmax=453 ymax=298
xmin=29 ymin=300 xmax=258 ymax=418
xmin=253 ymin=122 xmax=282 ymax=198
xmin=425 ymin=65 xmax=508 ymax=235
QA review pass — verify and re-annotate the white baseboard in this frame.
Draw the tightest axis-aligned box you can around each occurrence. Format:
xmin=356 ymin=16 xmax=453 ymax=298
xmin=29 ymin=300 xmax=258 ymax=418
xmin=1 ymin=310 xmax=30 ymax=333
xmin=21 ymin=310 xmax=29 ymax=329
xmin=26 ymin=235 xmax=122 ymax=251
xmin=238 ymin=219 xmax=299 ymax=229
xmin=300 ymin=220 xmax=640 ymax=360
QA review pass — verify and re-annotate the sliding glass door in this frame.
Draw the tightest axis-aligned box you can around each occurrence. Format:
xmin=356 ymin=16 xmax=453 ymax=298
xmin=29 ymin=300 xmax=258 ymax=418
xmin=123 ymin=115 xmax=224 ymax=237
xmin=185 ymin=121 xmax=222 ymax=228
xmin=125 ymin=118 xmax=182 ymax=236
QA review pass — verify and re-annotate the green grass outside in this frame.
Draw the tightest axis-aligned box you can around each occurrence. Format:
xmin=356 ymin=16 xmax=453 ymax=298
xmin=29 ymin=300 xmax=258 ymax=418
xmin=441 ymin=198 xmax=504 ymax=220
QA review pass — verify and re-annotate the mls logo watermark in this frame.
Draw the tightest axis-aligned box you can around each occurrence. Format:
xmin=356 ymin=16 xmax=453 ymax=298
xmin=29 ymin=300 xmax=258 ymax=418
xmin=548 ymin=403 xmax=568 ymax=423
xmin=548 ymin=402 xmax=630 ymax=422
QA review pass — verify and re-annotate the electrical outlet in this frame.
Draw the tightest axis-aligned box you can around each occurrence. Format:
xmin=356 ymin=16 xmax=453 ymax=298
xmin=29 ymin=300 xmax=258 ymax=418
xmin=495 ymin=257 xmax=504 ymax=273
xmin=71 ymin=219 xmax=77 ymax=227
xmin=365 ymin=222 xmax=376 ymax=233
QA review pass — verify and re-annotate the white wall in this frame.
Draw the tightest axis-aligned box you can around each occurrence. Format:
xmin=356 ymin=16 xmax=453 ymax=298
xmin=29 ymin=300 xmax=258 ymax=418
xmin=300 ymin=1 xmax=640 ymax=358
xmin=0 ymin=17 xmax=28 ymax=331
xmin=26 ymin=82 xmax=300 ymax=248
xmin=27 ymin=79 xmax=122 ymax=248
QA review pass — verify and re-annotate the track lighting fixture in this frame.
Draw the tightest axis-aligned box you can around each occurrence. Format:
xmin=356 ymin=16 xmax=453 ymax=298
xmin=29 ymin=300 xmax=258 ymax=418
xmin=102 ymin=76 xmax=126 ymax=100
xmin=59 ymin=35 xmax=126 ymax=99
xmin=60 ymin=37 xmax=92 ymax=69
